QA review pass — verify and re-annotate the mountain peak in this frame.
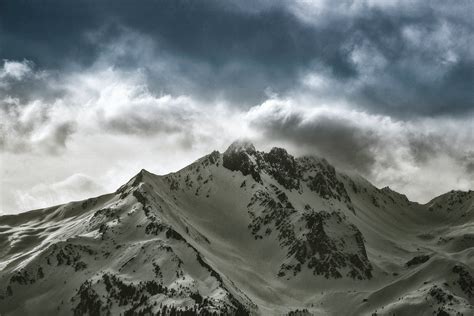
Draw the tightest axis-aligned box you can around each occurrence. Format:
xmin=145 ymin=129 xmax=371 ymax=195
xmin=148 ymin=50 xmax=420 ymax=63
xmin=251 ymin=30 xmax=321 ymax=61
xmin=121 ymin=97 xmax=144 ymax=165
xmin=115 ymin=168 xmax=153 ymax=197
xmin=224 ymin=139 xmax=256 ymax=155
xmin=223 ymin=140 xmax=261 ymax=182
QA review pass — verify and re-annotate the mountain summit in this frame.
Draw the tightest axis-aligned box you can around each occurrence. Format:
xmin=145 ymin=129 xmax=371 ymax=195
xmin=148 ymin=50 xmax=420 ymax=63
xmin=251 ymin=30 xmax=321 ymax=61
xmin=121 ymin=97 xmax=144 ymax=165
xmin=0 ymin=143 xmax=473 ymax=315
xmin=224 ymin=140 xmax=257 ymax=155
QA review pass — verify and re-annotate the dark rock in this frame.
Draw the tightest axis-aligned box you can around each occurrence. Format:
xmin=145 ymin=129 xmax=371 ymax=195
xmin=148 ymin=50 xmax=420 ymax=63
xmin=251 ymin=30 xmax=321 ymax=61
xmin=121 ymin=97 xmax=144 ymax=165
xmin=223 ymin=141 xmax=261 ymax=183
xmin=406 ymin=255 xmax=430 ymax=267
xmin=261 ymin=147 xmax=300 ymax=190
xmin=452 ymin=265 xmax=473 ymax=298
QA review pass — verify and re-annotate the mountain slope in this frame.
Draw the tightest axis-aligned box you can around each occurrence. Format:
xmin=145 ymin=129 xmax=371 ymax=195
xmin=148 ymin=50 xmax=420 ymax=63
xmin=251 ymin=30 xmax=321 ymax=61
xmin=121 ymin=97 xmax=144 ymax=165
xmin=0 ymin=141 xmax=473 ymax=315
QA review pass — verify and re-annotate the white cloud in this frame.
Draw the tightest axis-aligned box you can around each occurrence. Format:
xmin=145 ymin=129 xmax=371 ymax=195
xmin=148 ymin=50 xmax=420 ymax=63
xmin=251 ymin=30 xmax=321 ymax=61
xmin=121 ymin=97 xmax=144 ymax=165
xmin=0 ymin=59 xmax=472 ymax=214
xmin=0 ymin=59 xmax=34 ymax=81
xmin=13 ymin=174 xmax=106 ymax=211
xmin=0 ymin=62 xmax=253 ymax=213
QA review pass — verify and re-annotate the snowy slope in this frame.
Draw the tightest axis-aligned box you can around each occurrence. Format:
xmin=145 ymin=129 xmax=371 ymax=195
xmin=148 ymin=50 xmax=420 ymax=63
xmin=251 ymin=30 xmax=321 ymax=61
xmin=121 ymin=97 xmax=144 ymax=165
xmin=0 ymin=141 xmax=473 ymax=315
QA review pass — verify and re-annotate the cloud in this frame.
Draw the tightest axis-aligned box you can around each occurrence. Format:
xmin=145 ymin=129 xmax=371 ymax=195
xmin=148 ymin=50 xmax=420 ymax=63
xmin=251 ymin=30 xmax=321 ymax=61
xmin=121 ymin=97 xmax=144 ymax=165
xmin=0 ymin=62 xmax=247 ymax=155
xmin=0 ymin=97 xmax=76 ymax=154
xmin=0 ymin=59 xmax=33 ymax=80
xmin=1 ymin=0 xmax=472 ymax=116
xmin=13 ymin=174 xmax=106 ymax=211
xmin=0 ymin=57 xmax=472 ymax=213
xmin=247 ymin=99 xmax=379 ymax=173
xmin=465 ymin=155 xmax=474 ymax=174
xmin=0 ymin=59 xmax=63 ymax=104
xmin=247 ymin=97 xmax=474 ymax=201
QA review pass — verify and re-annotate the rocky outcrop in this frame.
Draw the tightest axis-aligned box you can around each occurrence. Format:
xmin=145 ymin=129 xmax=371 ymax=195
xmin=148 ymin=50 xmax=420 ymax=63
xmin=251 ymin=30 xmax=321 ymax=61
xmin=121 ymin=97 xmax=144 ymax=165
xmin=247 ymin=185 xmax=372 ymax=280
xmin=223 ymin=141 xmax=262 ymax=183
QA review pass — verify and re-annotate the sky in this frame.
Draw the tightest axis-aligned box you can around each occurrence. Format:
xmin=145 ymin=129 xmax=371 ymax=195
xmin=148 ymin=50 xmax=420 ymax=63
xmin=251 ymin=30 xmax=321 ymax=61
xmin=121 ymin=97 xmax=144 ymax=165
xmin=0 ymin=0 xmax=473 ymax=214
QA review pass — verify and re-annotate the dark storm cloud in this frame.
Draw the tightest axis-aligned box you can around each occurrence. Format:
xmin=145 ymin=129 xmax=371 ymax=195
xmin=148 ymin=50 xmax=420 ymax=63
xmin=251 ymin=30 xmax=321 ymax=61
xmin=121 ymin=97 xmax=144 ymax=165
xmin=1 ymin=0 xmax=472 ymax=115
xmin=0 ymin=0 xmax=353 ymax=105
xmin=250 ymin=109 xmax=378 ymax=174
xmin=248 ymin=98 xmax=473 ymax=177
xmin=407 ymin=134 xmax=444 ymax=164
xmin=407 ymin=132 xmax=474 ymax=175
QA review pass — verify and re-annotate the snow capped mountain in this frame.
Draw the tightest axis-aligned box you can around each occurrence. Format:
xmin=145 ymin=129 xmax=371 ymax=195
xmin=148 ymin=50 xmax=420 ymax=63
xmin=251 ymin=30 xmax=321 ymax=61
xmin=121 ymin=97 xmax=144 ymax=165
xmin=0 ymin=141 xmax=473 ymax=315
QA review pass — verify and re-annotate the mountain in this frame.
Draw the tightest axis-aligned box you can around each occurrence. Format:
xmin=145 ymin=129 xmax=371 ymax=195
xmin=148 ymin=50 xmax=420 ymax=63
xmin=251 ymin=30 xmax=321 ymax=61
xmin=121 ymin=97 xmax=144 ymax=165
xmin=0 ymin=141 xmax=473 ymax=316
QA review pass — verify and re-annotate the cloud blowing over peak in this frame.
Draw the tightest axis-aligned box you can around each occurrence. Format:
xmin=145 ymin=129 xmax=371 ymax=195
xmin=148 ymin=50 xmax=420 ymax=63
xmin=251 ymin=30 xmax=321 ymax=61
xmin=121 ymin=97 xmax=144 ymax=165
xmin=0 ymin=0 xmax=473 ymax=213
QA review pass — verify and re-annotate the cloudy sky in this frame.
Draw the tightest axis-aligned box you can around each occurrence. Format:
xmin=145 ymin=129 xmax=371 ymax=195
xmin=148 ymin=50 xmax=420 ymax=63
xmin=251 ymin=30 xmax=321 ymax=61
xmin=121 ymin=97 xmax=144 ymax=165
xmin=1 ymin=0 xmax=473 ymax=214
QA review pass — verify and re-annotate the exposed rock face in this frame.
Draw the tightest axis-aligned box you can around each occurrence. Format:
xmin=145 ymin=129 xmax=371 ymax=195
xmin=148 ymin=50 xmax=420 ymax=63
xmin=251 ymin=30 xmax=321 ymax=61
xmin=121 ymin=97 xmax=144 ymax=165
xmin=223 ymin=141 xmax=303 ymax=190
xmin=223 ymin=142 xmax=368 ymax=280
xmin=261 ymin=148 xmax=300 ymax=190
xmin=223 ymin=143 xmax=353 ymax=206
xmin=298 ymin=157 xmax=354 ymax=212
xmin=224 ymin=143 xmax=373 ymax=280
xmin=247 ymin=186 xmax=372 ymax=280
xmin=453 ymin=265 xmax=474 ymax=298
xmin=223 ymin=140 xmax=261 ymax=183
xmin=406 ymin=254 xmax=430 ymax=267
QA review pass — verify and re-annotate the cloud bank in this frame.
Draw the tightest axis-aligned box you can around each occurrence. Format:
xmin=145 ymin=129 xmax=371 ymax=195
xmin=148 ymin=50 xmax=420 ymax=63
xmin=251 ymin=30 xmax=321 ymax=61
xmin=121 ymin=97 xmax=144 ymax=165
xmin=1 ymin=0 xmax=473 ymax=115
xmin=0 ymin=0 xmax=473 ymax=213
